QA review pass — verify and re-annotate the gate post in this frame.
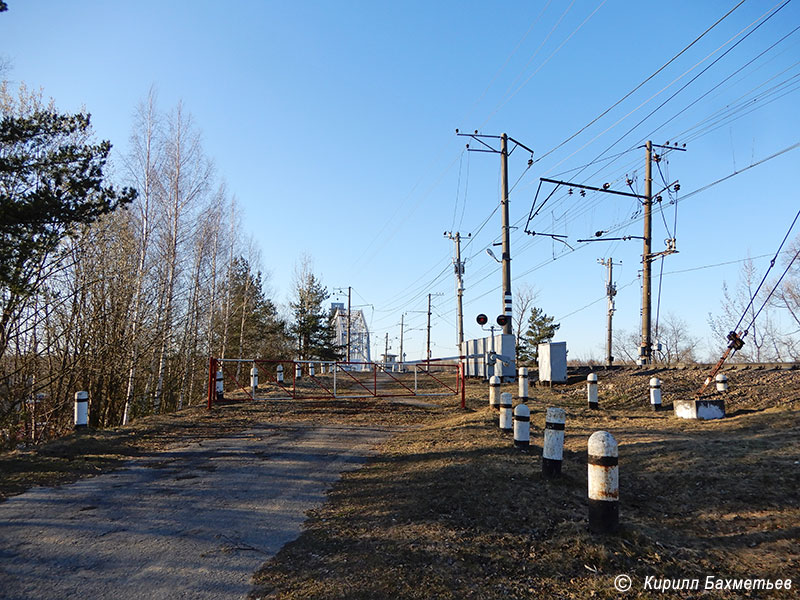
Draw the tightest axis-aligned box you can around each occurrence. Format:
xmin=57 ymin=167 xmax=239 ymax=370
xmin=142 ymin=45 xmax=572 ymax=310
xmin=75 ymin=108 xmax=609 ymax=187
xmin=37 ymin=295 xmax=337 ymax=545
xmin=460 ymin=362 xmax=466 ymax=409
xmin=207 ymin=357 xmax=217 ymax=409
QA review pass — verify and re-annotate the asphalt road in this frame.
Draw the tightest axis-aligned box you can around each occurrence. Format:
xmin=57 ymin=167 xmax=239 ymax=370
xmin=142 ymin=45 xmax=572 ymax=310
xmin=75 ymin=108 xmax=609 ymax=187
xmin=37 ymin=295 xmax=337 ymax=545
xmin=0 ymin=423 xmax=392 ymax=599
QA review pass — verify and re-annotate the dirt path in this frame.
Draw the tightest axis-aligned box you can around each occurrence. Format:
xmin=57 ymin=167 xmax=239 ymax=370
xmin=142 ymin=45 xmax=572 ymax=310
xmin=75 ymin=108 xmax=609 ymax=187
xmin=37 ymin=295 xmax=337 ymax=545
xmin=0 ymin=423 xmax=392 ymax=600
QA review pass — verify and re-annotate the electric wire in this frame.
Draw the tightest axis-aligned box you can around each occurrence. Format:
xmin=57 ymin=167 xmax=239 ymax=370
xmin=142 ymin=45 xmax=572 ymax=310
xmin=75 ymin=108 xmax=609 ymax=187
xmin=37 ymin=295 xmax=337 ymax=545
xmin=638 ymin=23 xmax=800 ymax=146
xmin=459 ymin=0 xmax=553 ymax=125
xmin=534 ymin=0 xmax=747 ymax=165
xmin=541 ymin=0 xmax=791 ymax=181
xmin=733 ymin=206 xmax=800 ymax=333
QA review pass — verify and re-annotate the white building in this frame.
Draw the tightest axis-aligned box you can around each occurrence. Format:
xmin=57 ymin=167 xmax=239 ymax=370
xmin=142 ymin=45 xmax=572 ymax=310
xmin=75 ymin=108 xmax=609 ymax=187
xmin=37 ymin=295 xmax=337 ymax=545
xmin=330 ymin=303 xmax=371 ymax=365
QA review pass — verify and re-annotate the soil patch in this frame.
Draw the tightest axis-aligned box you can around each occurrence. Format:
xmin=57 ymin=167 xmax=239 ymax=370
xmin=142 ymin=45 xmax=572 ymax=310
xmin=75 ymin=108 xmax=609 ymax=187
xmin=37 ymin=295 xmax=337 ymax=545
xmin=250 ymin=367 xmax=800 ymax=599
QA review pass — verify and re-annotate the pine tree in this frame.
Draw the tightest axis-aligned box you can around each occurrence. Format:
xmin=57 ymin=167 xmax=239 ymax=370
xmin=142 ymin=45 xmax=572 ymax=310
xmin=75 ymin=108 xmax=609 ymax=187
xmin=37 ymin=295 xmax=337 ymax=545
xmin=224 ymin=256 xmax=289 ymax=359
xmin=518 ymin=306 xmax=560 ymax=364
xmin=0 ymin=85 xmax=136 ymax=356
xmin=290 ymin=261 xmax=341 ymax=362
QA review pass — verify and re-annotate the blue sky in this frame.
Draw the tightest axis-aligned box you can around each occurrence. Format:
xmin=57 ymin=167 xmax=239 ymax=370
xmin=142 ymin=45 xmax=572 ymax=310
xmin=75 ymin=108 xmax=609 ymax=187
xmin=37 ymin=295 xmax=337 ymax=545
xmin=3 ymin=1 xmax=799 ymax=363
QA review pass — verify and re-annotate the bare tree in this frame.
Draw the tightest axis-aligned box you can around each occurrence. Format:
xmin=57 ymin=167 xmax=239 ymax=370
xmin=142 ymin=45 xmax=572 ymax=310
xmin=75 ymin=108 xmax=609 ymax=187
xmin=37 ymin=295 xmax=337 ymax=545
xmin=708 ymin=258 xmax=780 ymax=362
xmin=152 ymin=102 xmax=213 ymax=413
xmin=612 ymin=328 xmax=640 ymax=365
xmin=655 ymin=312 xmax=698 ymax=365
xmin=121 ymin=88 xmax=162 ymax=424
xmin=513 ymin=283 xmax=538 ymax=356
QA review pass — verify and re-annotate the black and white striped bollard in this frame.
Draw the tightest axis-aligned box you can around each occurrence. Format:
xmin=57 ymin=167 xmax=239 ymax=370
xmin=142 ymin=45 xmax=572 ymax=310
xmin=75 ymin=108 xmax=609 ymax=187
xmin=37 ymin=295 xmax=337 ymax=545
xmin=489 ymin=375 xmax=501 ymax=409
xmin=499 ymin=392 xmax=513 ymax=432
xmin=518 ymin=367 xmax=529 ymax=402
xmin=587 ymin=373 xmax=598 ymax=409
xmin=74 ymin=391 xmax=88 ymax=430
xmin=513 ymin=403 xmax=530 ymax=447
xmin=542 ymin=407 xmax=566 ymax=478
xmin=250 ymin=365 xmax=259 ymax=391
xmin=277 ymin=364 xmax=284 ymax=384
xmin=588 ymin=430 xmax=619 ymax=534
xmin=309 ymin=363 xmax=316 ymax=377
xmin=295 ymin=363 xmax=302 ymax=380
xmin=715 ymin=373 xmax=728 ymax=392
xmin=216 ymin=370 xmax=224 ymax=401
xmin=649 ymin=377 xmax=662 ymax=411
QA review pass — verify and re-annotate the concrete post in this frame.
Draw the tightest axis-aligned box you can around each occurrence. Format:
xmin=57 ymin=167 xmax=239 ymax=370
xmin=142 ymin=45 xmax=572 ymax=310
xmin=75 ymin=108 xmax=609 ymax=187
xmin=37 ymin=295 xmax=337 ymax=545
xmin=518 ymin=367 xmax=529 ymax=402
xmin=74 ymin=391 xmax=88 ymax=429
xmin=216 ymin=370 xmax=224 ymax=402
xmin=588 ymin=431 xmax=619 ymax=533
xmin=489 ymin=375 xmax=501 ymax=409
xmin=250 ymin=365 xmax=258 ymax=392
xmin=715 ymin=373 xmax=728 ymax=393
xmin=587 ymin=373 xmax=598 ymax=409
xmin=276 ymin=364 xmax=284 ymax=384
xmin=499 ymin=392 xmax=513 ymax=432
xmin=649 ymin=377 xmax=662 ymax=411
xmin=513 ymin=403 xmax=530 ymax=448
xmin=542 ymin=407 xmax=566 ymax=478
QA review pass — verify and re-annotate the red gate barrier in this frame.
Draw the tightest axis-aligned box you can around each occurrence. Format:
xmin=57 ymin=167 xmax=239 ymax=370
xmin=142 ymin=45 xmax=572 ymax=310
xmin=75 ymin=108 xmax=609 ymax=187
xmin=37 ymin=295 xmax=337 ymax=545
xmin=208 ymin=357 xmax=466 ymax=409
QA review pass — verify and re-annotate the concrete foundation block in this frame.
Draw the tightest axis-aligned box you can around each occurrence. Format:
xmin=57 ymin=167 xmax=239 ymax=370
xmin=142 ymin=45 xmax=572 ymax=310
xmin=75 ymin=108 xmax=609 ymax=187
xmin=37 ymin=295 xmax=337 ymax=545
xmin=673 ymin=398 xmax=726 ymax=420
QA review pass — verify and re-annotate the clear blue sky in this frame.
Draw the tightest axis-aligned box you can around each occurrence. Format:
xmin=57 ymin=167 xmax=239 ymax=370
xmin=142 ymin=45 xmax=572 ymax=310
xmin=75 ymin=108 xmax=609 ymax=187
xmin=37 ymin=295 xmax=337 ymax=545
xmin=3 ymin=1 xmax=799 ymax=363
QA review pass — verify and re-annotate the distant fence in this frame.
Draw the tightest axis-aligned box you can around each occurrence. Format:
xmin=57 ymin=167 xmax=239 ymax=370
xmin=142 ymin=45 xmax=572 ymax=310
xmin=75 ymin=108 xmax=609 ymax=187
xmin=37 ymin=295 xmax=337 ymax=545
xmin=207 ymin=357 xmax=466 ymax=408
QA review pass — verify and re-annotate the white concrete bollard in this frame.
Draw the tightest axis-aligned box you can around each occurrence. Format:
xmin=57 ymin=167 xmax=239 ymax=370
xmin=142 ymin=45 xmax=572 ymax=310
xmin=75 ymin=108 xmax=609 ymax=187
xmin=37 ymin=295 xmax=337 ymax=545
xmin=309 ymin=363 xmax=316 ymax=377
xmin=216 ymin=370 xmax=224 ymax=401
xmin=277 ymin=364 xmax=284 ymax=384
xmin=518 ymin=367 xmax=529 ymax=402
xmin=588 ymin=430 xmax=619 ymax=534
xmin=649 ymin=377 xmax=662 ymax=411
xmin=295 ymin=363 xmax=302 ymax=380
xmin=250 ymin=366 xmax=259 ymax=391
xmin=715 ymin=373 xmax=728 ymax=393
xmin=587 ymin=373 xmax=598 ymax=410
xmin=74 ymin=391 xmax=89 ymax=429
xmin=513 ymin=403 xmax=530 ymax=448
xmin=499 ymin=392 xmax=513 ymax=432
xmin=542 ymin=407 xmax=566 ymax=478
xmin=489 ymin=375 xmax=501 ymax=409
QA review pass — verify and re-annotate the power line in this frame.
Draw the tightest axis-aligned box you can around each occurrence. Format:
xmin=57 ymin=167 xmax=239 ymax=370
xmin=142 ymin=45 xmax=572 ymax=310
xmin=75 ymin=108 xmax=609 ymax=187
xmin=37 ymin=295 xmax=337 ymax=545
xmin=534 ymin=0 xmax=747 ymax=165
xmin=542 ymin=0 xmax=791 ymax=180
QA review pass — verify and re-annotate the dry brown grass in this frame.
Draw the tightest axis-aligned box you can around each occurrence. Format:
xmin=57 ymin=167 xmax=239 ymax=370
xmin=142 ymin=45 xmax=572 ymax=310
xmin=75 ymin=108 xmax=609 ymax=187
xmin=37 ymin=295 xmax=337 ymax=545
xmin=250 ymin=367 xmax=800 ymax=599
xmin=2 ymin=367 xmax=798 ymax=598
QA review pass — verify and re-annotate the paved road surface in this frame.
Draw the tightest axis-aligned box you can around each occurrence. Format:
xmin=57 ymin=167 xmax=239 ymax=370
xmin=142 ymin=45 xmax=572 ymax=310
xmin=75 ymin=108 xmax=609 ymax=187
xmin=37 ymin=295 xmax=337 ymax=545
xmin=0 ymin=423 xmax=391 ymax=599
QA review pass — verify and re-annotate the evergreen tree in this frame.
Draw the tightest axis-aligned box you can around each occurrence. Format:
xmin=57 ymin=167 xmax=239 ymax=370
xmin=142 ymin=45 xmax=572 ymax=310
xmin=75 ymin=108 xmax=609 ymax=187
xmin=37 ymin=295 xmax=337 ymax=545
xmin=518 ymin=306 xmax=560 ymax=364
xmin=223 ymin=256 xmax=289 ymax=358
xmin=0 ymin=84 xmax=136 ymax=356
xmin=290 ymin=261 xmax=341 ymax=361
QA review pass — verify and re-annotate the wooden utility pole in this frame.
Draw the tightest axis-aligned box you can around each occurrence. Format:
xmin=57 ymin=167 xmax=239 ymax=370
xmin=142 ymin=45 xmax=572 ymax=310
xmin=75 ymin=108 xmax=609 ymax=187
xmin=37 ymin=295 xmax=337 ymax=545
xmin=640 ymin=141 xmax=654 ymax=366
xmin=426 ymin=293 xmax=432 ymax=369
xmin=500 ymin=134 xmax=513 ymax=336
xmin=554 ymin=140 xmax=683 ymax=367
xmin=598 ymin=258 xmax=620 ymax=367
xmin=445 ymin=231 xmax=468 ymax=351
xmin=347 ymin=286 xmax=351 ymax=364
xmin=456 ymin=130 xmax=534 ymax=337
xmin=399 ymin=313 xmax=405 ymax=372
xmin=384 ymin=332 xmax=389 ymax=363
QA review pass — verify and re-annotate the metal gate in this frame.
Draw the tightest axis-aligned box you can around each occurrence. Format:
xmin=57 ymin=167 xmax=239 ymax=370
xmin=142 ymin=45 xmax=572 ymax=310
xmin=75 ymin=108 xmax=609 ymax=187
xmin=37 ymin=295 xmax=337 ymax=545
xmin=207 ymin=357 xmax=466 ymax=408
